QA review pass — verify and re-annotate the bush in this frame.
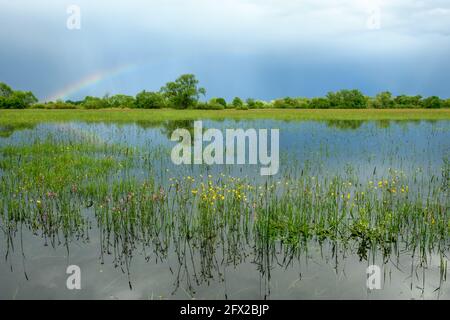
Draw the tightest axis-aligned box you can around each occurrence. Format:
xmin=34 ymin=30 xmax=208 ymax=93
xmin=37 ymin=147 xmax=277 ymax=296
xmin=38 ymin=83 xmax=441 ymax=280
xmin=394 ymin=95 xmax=422 ymax=108
xmin=273 ymin=97 xmax=299 ymax=108
xmin=135 ymin=91 xmax=165 ymax=109
xmin=107 ymin=94 xmax=135 ymax=108
xmin=422 ymin=96 xmax=442 ymax=109
xmin=295 ymin=98 xmax=310 ymax=109
xmin=309 ymin=97 xmax=331 ymax=109
xmin=443 ymin=99 xmax=450 ymax=108
xmin=0 ymin=84 xmax=37 ymax=109
xmin=372 ymin=91 xmax=394 ymax=109
xmin=194 ymin=101 xmax=225 ymax=110
xmin=246 ymin=98 xmax=256 ymax=109
xmin=80 ymin=96 xmax=109 ymax=109
xmin=210 ymin=97 xmax=227 ymax=108
xmin=31 ymin=101 xmax=77 ymax=109
xmin=326 ymin=89 xmax=368 ymax=109
xmin=231 ymin=97 xmax=243 ymax=108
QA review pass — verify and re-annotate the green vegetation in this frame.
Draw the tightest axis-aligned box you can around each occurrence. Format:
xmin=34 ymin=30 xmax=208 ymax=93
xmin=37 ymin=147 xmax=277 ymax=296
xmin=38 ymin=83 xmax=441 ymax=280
xmin=1 ymin=134 xmax=448 ymax=292
xmin=160 ymin=74 xmax=206 ymax=109
xmin=0 ymin=82 xmax=37 ymax=109
xmin=1 ymin=74 xmax=449 ymax=110
xmin=0 ymin=109 xmax=449 ymax=127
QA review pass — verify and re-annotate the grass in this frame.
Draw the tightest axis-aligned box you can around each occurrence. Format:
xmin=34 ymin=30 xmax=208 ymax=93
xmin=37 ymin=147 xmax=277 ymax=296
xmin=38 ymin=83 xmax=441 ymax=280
xmin=1 ymin=132 xmax=448 ymax=293
xmin=0 ymin=108 xmax=449 ymax=125
xmin=0 ymin=114 xmax=448 ymax=295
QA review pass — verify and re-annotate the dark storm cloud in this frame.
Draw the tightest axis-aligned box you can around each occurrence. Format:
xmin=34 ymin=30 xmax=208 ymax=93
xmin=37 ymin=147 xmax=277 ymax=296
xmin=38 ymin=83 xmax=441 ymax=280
xmin=0 ymin=0 xmax=449 ymax=101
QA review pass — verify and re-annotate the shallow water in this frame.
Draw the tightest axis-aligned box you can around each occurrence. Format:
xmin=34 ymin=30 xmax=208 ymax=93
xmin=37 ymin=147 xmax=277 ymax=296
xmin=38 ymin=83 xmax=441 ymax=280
xmin=0 ymin=120 xmax=449 ymax=299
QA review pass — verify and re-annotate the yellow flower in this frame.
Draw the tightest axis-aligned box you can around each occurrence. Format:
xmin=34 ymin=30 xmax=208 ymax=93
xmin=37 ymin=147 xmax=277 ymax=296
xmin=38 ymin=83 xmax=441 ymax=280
xmin=191 ymin=189 xmax=198 ymax=195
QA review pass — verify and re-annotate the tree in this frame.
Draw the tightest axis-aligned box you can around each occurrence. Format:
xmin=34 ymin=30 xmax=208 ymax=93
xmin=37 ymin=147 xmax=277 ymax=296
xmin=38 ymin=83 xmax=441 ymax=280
xmin=273 ymin=97 xmax=301 ymax=108
xmin=160 ymin=74 xmax=206 ymax=109
xmin=209 ymin=97 xmax=227 ymax=108
xmin=0 ymin=83 xmax=13 ymax=97
xmin=231 ymin=97 xmax=243 ymax=108
xmin=0 ymin=90 xmax=37 ymax=109
xmin=295 ymin=97 xmax=310 ymax=109
xmin=309 ymin=97 xmax=330 ymax=109
xmin=273 ymin=99 xmax=287 ymax=108
xmin=443 ymin=99 xmax=450 ymax=109
xmin=0 ymin=82 xmax=37 ymax=109
xmin=422 ymin=96 xmax=442 ymax=109
xmin=326 ymin=89 xmax=368 ymax=108
xmin=373 ymin=91 xmax=394 ymax=109
xmin=106 ymin=94 xmax=135 ymax=108
xmin=81 ymin=96 xmax=108 ymax=109
xmin=394 ymin=95 xmax=422 ymax=108
xmin=246 ymin=98 xmax=256 ymax=108
xmin=135 ymin=91 xmax=165 ymax=109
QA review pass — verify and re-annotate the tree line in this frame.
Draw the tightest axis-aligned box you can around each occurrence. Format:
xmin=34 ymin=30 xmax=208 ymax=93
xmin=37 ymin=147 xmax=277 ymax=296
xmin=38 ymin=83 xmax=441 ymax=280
xmin=1 ymin=74 xmax=449 ymax=110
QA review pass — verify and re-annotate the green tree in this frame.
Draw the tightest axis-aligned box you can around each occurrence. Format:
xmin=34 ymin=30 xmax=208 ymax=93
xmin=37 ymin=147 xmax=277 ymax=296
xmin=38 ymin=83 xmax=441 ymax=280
xmin=0 ymin=82 xmax=13 ymax=97
xmin=0 ymin=82 xmax=37 ymax=109
xmin=1 ymin=91 xmax=37 ymax=109
xmin=394 ymin=95 xmax=422 ymax=108
xmin=81 ymin=96 xmax=108 ymax=109
xmin=246 ymin=98 xmax=256 ymax=109
xmin=422 ymin=96 xmax=442 ymax=109
xmin=160 ymin=74 xmax=206 ymax=109
xmin=373 ymin=91 xmax=394 ymax=109
xmin=443 ymin=99 xmax=450 ymax=108
xmin=107 ymin=94 xmax=136 ymax=108
xmin=326 ymin=89 xmax=368 ymax=109
xmin=209 ymin=97 xmax=227 ymax=108
xmin=231 ymin=97 xmax=243 ymax=108
xmin=273 ymin=97 xmax=296 ymax=108
xmin=309 ymin=97 xmax=330 ymax=109
xmin=135 ymin=91 xmax=165 ymax=109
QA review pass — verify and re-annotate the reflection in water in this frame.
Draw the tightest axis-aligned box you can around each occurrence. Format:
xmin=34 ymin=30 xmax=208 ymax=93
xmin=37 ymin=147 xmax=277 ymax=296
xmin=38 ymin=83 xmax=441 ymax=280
xmin=326 ymin=120 xmax=365 ymax=130
xmin=0 ymin=123 xmax=36 ymax=138
xmin=0 ymin=120 xmax=449 ymax=299
xmin=160 ymin=120 xmax=195 ymax=140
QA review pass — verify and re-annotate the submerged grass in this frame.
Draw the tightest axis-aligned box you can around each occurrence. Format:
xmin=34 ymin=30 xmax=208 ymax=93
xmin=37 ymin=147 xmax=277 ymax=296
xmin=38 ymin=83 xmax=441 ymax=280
xmin=0 ymin=132 xmax=448 ymax=293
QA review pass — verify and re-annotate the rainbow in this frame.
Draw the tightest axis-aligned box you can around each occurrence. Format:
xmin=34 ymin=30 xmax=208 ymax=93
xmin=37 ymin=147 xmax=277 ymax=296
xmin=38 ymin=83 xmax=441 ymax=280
xmin=45 ymin=63 xmax=138 ymax=102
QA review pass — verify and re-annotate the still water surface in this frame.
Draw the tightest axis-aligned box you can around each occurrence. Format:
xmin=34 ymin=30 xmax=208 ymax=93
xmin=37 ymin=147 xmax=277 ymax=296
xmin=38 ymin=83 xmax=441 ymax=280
xmin=0 ymin=120 xmax=448 ymax=299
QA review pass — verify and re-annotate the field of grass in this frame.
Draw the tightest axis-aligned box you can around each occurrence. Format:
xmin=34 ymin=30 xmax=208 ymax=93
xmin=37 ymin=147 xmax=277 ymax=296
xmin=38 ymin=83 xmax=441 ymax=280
xmin=1 ymin=108 xmax=449 ymax=125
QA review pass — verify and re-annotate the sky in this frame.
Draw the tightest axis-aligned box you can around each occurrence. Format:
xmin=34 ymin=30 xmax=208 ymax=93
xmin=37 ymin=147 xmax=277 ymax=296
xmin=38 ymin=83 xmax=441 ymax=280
xmin=0 ymin=0 xmax=449 ymax=102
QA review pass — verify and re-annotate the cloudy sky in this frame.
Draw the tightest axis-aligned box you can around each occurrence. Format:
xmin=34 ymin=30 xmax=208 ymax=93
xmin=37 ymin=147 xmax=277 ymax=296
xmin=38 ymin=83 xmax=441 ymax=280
xmin=0 ymin=0 xmax=449 ymax=101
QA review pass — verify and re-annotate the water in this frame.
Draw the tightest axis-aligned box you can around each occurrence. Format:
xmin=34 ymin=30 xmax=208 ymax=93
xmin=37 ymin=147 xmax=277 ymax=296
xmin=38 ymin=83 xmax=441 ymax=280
xmin=0 ymin=120 xmax=449 ymax=299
